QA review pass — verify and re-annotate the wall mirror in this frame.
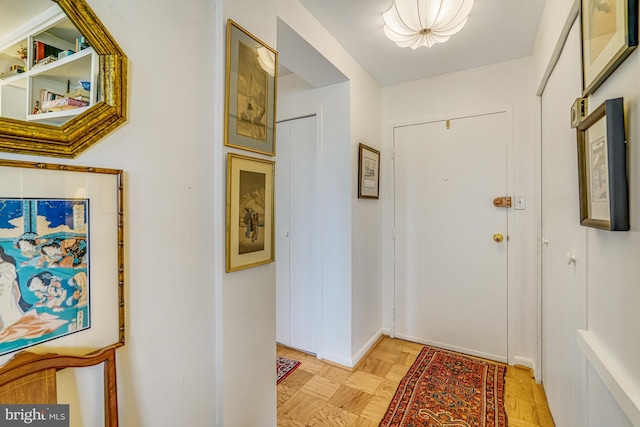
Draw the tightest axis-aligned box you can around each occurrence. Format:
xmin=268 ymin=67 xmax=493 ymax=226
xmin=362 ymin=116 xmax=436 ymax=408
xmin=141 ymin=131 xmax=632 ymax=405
xmin=0 ymin=0 xmax=127 ymax=158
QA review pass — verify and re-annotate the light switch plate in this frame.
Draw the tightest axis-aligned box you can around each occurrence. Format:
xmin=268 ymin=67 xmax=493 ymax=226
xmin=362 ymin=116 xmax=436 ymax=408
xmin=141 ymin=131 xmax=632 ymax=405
xmin=514 ymin=194 xmax=526 ymax=210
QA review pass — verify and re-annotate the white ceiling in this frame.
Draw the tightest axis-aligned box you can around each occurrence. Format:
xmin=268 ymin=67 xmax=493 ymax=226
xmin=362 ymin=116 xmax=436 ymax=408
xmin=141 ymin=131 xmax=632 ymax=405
xmin=2 ymin=1 xmax=545 ymax=87
xmin=294 ymin=0 xmax=546 ymax=86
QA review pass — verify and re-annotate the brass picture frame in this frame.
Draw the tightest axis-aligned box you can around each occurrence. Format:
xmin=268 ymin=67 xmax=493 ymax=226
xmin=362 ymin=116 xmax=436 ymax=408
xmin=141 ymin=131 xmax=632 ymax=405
xmin=0 ymin=0 xmax=128 ymax=158
xmin=0 ymin=159 xmax=125 ymax=359
xmin=226 ymin=153 xmax=275 ymax=272
xmin=581 ymin=0 xmax=638 ymax=96
xmin=358 ymin=143 xmax=380 ymax=199
xmin=224 ymin=19 xmax=277 ymax=156
xmin=576 ymin=97 xmax=629 ymax=231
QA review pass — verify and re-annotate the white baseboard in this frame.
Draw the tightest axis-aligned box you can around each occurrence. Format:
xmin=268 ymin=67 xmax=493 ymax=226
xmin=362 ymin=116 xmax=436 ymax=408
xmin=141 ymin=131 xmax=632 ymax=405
xmin=318 ymin=329 xmax=384 ymax=368
xmin=349 ymin=329 xmax=384 ymax=367
xmin=513 ymin=356 xmax=535 ymax=372
xmin=394 ymin=333 xmax=508 ymax=364
xmin=318 ymin=351 xmax=354 ymax=368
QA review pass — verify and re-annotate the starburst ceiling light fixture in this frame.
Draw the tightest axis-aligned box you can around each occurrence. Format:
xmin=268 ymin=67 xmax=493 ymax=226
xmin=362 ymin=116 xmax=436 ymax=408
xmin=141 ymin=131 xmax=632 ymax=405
xmin=383 ymin=0 xmax=475 ymax=49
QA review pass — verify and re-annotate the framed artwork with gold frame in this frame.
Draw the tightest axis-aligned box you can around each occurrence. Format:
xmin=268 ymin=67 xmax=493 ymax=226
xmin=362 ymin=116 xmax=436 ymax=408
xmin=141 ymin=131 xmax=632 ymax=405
xmin=224 ymin=19 xmax=278 ymax=156
xmin=581 ymin=0 xmax=638 ymax=96
xmin=0 ymin=159 xmax=124 ymax=361
xmin=226 ymin=153 xmax=275 ymax=272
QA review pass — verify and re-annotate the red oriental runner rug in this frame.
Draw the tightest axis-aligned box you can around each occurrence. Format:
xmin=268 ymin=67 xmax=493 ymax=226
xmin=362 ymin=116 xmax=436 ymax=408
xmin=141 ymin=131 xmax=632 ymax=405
xmin=380 ymin=346 xmax=507 ymax=427
xmin=276 ymin=355 xmax=301 ymax=384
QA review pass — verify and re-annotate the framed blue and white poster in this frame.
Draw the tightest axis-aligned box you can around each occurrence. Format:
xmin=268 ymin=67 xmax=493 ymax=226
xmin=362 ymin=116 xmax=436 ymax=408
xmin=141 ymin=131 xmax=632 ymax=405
xmin=0 ymin=160 xmax=124 ymax=361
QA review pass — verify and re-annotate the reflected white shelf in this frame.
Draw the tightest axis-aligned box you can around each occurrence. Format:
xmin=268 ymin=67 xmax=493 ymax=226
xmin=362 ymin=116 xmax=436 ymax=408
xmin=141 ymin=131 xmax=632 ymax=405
xmin=28 ymin=105 xmax=91 ymax=126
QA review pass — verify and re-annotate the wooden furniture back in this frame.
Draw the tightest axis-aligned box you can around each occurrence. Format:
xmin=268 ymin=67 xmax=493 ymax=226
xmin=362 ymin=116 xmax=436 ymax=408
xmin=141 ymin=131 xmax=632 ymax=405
xmin=0 ymin=346 xmax=118 ymax=426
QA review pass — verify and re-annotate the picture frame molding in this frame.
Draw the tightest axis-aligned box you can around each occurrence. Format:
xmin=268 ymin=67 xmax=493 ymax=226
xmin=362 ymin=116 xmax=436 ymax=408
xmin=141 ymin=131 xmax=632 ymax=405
xmin=224 ymin=19 xmax=278 ymax=156
xmin=358 ymin=143 xmax=381 ymax=199
xmin=226 ymin=153 xmax=275 ymax=272
xmin=576 ymin=97 xmax=629 ymax=231
xmin=0 ymin=159 xmax=124 ymax=360
xmin=580 ymin=0 xmax=638 ymax=96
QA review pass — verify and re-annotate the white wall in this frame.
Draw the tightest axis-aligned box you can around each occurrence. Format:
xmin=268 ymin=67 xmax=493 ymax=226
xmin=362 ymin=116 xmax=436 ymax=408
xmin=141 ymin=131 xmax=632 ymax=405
xmin=277 ymin=74 xmax=353 ymax=364
xmin=277 ymin=0 xmax=384 ymax=367
xmin=381 ymin=58 xmax=538 ymax=368
xmin=3 ymin=0 xmax=219 ymax=425
xmin=220 ymin=0 xmax=278 ymax=426
xmin=532 ymin=0 xmax=640 ymax=424
xmin=350 ymin=61 xmax=384 ymax=364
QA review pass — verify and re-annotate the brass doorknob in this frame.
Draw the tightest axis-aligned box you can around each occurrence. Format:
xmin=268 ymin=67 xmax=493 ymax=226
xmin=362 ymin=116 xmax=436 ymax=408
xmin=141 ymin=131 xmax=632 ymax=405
xmin=493 ymin=233 xmax=504 ymax=243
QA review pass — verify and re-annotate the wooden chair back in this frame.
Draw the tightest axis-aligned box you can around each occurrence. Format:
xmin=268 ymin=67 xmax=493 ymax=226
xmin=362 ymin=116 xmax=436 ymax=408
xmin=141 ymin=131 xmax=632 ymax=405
xmin=0 ymin=346 xmax=118 ymax=426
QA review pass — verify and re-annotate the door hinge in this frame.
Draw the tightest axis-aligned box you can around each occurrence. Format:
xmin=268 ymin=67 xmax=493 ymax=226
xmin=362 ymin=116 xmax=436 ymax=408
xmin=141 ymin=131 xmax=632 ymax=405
xmin=392 ymin=308 xmax=395 ymax=320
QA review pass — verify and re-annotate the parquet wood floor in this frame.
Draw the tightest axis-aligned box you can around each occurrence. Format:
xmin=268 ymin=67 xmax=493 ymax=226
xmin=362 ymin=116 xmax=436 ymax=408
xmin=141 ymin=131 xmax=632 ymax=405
xmin=277 ymin=337 xmax=555 ymax=427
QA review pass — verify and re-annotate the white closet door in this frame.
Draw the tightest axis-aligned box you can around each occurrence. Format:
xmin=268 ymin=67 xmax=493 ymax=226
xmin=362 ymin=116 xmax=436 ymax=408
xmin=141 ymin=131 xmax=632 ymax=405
xmin=276 ymin=116 xmax=318 ymax=354
xmin=394 ymin=112 xmax=509 ymax=361
xmin=540 ymin=21 xmax=587 ymax=427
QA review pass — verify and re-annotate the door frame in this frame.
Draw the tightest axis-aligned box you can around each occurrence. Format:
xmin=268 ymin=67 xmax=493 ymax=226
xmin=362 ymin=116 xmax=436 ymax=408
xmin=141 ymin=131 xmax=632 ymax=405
xmin=275 ymin=108 xmax=324 ymax=357
xmin=387 ymin=104 xmax=517 ymax=365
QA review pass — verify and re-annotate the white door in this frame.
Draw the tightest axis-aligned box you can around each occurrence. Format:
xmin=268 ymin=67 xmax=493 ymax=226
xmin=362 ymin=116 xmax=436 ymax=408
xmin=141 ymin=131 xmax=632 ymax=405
xmin=394 ymin=112 xmax=508 ymax=362
xmin=541 ymin=22 xmax=587 ymax=426
xmin=275 ymin=115 xmax=318 ymax=354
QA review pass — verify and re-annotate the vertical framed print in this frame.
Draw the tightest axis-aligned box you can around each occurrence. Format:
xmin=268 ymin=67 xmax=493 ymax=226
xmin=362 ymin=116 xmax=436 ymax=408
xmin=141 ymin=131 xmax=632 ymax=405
xmin=0 ymin=160 xmax=124 ymax=361
xmin=576 ymin=97 xmax=629 ymax=230
xmin=226 ymin=153 xmax=275 ymax=272
xmin=581 ymin=0 xmax=638 ymax=96
xmin=225 ymin=19 xmax=278 ymax=156
xmin=358 ymin=143 xmax=380 ymax=199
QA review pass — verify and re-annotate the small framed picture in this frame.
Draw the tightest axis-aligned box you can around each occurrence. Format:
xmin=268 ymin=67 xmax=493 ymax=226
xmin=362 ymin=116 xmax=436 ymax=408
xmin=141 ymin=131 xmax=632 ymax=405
xmin=581 ymin=0 xmax=638 ymax=96
xmin=576 ymin=97 xmax=629 ymax=231
xmin=226 ymin=153 xmax=275 ymax=272
xmin=225 ymin=19 xmax=278 ymax=156
xmin=358 ymin=143 xmax=380 ymax=199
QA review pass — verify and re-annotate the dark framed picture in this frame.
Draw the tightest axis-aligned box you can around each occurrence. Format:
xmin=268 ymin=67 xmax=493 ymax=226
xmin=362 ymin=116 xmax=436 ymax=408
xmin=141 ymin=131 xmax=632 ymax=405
xmin=576 ymin=97 xmax=629 ymax=231
xmin=226 ymin=153 xmax=275 ymax=272
xmin=0 ymin=160 xmax=124 ymax=359
xmin=581 ymin=0 xmax=638 ymax=96
xmin=225 ymin=19 xmax=278 ymax=156
xmin=358 ymin=143 xmax=380 ymax=199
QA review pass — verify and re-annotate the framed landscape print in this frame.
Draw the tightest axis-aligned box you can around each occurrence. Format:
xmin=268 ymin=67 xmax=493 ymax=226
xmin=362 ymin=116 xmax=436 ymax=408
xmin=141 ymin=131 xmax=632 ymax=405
xmin=226 ymin=153 xmax=275 ymax=272
xmin=358 ymin=143 xmax=380 ymax=199
xmin=576 ymin=97 xmax=629 ymax=231
xmin=0 ymin=160 xmax=124 ymax=361
xmin=581 ymin=0 xmax=638 ymax=96
xmin=225 ymin=19 xmax=278 ymax=156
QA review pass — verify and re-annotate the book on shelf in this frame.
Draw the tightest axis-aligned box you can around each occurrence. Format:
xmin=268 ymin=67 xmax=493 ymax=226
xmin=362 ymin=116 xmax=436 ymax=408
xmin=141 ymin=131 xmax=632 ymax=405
xmin=33 ymin=41 xmax=63 ymax=66
xmin=40 ymin=89 xmax=64 ymax=103
xmin=75 ymin=37 xmax=90 ymax=52
xmin=32 ymin=55 xmax=57 ymax=69
xmin=66 ymin=88 xmax=90 ymax=100
xmin=41 ymin=97 xmax=89 ymax=112
xmin=0 ymin=68 xmax=25 ymax=80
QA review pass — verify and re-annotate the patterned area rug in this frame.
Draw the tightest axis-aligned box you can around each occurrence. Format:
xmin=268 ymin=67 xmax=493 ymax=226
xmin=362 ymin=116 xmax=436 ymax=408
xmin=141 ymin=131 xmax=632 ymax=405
xmin=276 ymin=355 xmax=301 ymax=384
xmin=380 ymin=346 xmax=507 ymax=427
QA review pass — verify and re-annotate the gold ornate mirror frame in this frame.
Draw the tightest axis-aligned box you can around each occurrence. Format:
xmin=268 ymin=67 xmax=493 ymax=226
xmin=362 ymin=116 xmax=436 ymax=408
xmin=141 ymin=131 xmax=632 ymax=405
xmin=0 ymin=0 xmax=127 ymax=158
